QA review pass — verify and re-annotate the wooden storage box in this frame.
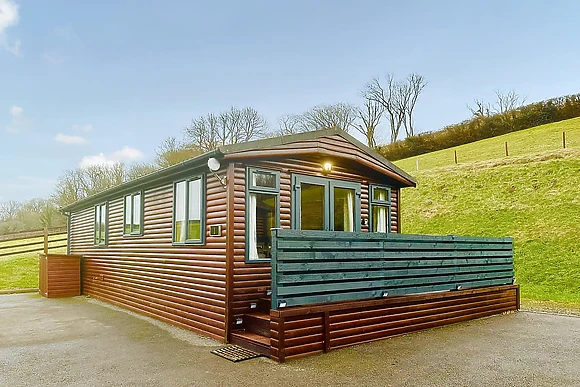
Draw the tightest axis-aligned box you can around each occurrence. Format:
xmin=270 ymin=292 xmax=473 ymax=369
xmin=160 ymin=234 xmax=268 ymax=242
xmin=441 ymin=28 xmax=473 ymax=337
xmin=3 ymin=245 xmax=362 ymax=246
xmin=39 ymin=254 xmax=82 ymax=298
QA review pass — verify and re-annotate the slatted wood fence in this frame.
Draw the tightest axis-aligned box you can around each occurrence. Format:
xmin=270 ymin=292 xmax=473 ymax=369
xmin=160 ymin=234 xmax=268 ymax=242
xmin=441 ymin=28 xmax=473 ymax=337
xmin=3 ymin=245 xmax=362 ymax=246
xmin=271 ymin=230 xmax=514 ymax=310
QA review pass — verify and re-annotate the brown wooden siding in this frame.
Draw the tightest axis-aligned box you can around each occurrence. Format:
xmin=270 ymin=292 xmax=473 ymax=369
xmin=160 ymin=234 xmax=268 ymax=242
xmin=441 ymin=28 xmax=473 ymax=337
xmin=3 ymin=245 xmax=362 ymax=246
xmin=230 ymin=152 xmax=402 ymax=329
xmin=69 ymin=173 xmax=228 ymax=341
xmin=269 ymin=284 xmax=519 ymax=362
xmin=39 ymin=253 xmax=81 ymax=298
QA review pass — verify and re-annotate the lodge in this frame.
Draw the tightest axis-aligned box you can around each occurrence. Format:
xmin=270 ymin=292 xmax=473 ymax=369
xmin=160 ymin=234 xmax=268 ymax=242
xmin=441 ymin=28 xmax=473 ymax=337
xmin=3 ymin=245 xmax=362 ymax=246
xmin=56 ymin=129 xmax=518 ymax=362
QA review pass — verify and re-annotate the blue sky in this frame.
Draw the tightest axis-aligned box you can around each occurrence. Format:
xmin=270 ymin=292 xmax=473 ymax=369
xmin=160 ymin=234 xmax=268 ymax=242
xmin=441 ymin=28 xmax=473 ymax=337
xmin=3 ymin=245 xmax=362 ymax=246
xmin=1 ymin=0 xmax=579 ymax=203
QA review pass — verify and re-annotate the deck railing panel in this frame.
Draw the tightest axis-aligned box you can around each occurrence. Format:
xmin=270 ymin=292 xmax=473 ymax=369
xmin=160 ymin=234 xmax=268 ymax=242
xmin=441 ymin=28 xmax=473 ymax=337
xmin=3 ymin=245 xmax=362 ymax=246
xmin=271 ymin=230 xmax=514 ymax=310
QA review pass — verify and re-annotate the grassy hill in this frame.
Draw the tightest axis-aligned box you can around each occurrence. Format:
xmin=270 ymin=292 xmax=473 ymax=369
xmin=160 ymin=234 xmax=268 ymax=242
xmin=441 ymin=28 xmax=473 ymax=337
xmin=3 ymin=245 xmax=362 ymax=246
xmin=395 ymin=117 xmax=580 ymax=172
xmin=396 ymin=118 xmax=580 ymax=305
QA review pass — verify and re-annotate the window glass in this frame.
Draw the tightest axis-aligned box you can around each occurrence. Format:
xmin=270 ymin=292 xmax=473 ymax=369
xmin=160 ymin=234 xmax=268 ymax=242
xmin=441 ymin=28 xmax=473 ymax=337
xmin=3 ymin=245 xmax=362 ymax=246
xmin=252 ymin=171 xmax=277 ymax=189
xmin=174 ymin=181 xmax=187 ymax=243
xmin=100 ymin=204 xmax=106 ymax=244
xmin=373 ymin=187 xmax=388 ymax=202
xmin=248 ymin=193 xmax=276 ymax=259
xmin=188 ymin=179 xmax=201 ymax=240
xmin=372 ymin=205 xmax=388 ymax=233
xmin=301 ymin=183 xmax=325 ymax=230
xmin=95 ymin=204 xmax=106 ymax=245
xmin=124 ymin=196 xmax=132 ymax=235
xmin=95 ymin=206 xmax=101 ymax=245
xmin=334 ymin=187 xmax=355 ymax=232
xmin=132 ymin=193 xmax=141 ymax=234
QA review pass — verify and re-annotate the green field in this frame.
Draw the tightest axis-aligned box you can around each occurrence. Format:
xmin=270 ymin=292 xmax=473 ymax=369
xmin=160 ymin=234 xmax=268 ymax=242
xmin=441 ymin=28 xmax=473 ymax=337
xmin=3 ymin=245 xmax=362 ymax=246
xmin=395 ymin=117 xmax=580 ymax=172
xmin=397 ymin=118 xmax=580 ymax=305
xmin=0 ymin=235 xmax=66 ymax=290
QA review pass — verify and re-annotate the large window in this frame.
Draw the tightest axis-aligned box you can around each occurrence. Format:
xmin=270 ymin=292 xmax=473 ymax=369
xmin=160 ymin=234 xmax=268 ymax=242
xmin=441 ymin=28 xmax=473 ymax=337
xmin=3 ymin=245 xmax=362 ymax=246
xmin=173 ymin=176 xmax=205 ymax=244
xmin=124 ymin=192 xmax=142 ymax=236
xmin=370 ymin=185 xmax=391 ymax=233
xmin=94 ymin=203 xmax=107 ymax=246
xmin=246 ymin=168 xmax=280 ymax=261
xmin=292 ymin=175 xmax=361 ymax=232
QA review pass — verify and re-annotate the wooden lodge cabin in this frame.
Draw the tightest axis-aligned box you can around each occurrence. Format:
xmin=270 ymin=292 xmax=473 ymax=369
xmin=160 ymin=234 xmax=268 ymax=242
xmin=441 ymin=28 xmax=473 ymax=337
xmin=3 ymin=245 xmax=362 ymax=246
xmin=60 ymin=129 xmax=518 ymax=362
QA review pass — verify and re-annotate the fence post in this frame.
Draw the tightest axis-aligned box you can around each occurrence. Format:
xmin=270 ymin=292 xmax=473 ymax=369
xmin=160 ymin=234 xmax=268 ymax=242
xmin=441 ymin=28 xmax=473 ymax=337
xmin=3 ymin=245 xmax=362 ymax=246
xmin=454 ymin=150 xmax=458 ymax=164
xmin=563 ymin=131 xmax=566 ymax=149
xmin=415 ymin=159 xmax=419 ymax=171
xmin=43 ymin=226 xmax=48 ymax=255
xmin=505 ymin=141 xmax=509 ymax=157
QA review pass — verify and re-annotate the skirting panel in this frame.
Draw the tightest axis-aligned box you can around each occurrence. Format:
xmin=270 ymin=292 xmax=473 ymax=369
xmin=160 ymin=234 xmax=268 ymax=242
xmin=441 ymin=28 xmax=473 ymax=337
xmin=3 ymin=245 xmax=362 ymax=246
xmin=269 ymin=284 xmax=519 ymax=362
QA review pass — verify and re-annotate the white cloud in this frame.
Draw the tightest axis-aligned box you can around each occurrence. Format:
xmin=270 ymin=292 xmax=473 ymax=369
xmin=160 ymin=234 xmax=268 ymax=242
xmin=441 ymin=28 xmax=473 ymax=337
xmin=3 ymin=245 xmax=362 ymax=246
xmin=9 ymin=104 xmax=21 ymax=117
xmin=80 ymin=146 xmax=144 ymax=168
xmin=5 ymin=104 xmax=24 ymax=133
xmin=72 ymin=123 xmax=92 ymax=133
xmin=0 ymin=0 xmax=21 ymax=56
xmin=43 ymin=51 xmax=65 ymax=65
xmin=55 ymin=133 xmax=86 ymax=145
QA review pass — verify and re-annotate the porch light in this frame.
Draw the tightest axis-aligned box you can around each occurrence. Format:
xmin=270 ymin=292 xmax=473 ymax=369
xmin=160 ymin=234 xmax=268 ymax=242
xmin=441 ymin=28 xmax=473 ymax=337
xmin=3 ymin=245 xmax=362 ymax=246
xmin=455 ymin=285 xmax=462 ymax=290
xmin=382 ymin=291 xmax=389 ymax=297
xmin=512 ymin=278 xmax=517 ymax=284
xmin=278 ymin=300 xmax=287 ymax=308
xmin=235 ymin=317 xmax=243 ymax=325
xmin=250 ymin=302 xmax=257 ymax=309
xmin=266 ymin=289 xmax=272 ymax=296
xmin=322 ymin=162 xmax=332 ymax=174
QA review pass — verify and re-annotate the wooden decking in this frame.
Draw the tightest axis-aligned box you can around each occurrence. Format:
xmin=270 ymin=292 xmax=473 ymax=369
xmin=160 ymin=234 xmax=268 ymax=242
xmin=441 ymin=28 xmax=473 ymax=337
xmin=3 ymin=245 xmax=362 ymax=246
xmin=269 ymin=284 xmax=519 ymax=362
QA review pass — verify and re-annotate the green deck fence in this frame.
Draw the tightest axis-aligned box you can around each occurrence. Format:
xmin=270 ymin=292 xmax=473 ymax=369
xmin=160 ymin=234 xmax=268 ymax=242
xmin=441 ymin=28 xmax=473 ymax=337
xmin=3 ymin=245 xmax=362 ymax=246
xmin=270 ymin=229 xmax=514 ymax=310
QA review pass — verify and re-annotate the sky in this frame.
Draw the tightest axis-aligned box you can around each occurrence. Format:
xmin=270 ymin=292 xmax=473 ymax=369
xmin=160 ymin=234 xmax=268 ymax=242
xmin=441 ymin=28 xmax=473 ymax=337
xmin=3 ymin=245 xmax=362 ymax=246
xmin=1 ymin=0 xmax=580 ymax=204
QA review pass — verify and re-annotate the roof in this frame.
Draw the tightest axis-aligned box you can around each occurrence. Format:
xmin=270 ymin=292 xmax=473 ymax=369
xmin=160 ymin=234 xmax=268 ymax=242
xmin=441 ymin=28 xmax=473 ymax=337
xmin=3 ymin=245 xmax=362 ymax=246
xmin=61 ymin=128 xmax=416 ymax=213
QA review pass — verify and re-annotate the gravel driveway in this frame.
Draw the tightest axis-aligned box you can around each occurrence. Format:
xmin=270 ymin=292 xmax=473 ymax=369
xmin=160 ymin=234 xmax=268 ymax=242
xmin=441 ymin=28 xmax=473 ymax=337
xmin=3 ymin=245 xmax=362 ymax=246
xmin=1 ymin=293 xmax=579 ymax=387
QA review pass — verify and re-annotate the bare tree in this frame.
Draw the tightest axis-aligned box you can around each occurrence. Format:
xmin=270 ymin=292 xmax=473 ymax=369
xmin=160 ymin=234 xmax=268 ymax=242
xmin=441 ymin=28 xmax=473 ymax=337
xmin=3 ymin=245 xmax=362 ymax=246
xmin=493 ymin=90 xmax=526 ymax=115
xmin=53 ymin=163 xmax=155 ymax=207
xmin=364 ymin=73 xmax=427 ymax=142
xmin=467 ymin=98 xmax=492 ymax=118
xmin=155 ymin=137 xmax=202 ymax=168
xmin=364 ymin=75 xmax=406 ymax=143
xmin=185 ymin=107 xmax=268 ymax=152
xmin=277 ymin=114 xmax=303 ymax=135
xmin=353 ymin=98 xmax=384 ymax=148
xmin=300 ymin=103 xmax=358 ymax=132
xmin=404 ymin=73 xmax=427 ymax=137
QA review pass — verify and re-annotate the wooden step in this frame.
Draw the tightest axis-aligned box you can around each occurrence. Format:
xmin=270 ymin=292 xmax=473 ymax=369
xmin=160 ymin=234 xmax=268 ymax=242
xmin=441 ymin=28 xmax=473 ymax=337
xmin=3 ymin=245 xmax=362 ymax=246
xmin=244 ymin=311 xmax=270 ymax=337
xmin=230 ymin=331 xmax=270 ymax=356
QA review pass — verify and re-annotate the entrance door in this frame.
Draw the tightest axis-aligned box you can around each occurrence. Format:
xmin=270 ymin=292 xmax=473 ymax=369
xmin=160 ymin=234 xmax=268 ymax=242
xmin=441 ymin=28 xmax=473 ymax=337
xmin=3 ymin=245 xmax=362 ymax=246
xmin=292 ymin=174 xmax=361 ymax=232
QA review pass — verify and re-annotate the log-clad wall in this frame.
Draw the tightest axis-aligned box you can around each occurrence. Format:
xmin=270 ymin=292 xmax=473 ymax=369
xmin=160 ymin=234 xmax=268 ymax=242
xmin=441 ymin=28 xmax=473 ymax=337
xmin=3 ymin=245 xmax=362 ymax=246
xmin=270 ymin=284 xmax=519 ymax=362
xmin=69 ymin=174 xmax=228 ymax=341
xmin=231 ymin=142 xmax=402 ymax=327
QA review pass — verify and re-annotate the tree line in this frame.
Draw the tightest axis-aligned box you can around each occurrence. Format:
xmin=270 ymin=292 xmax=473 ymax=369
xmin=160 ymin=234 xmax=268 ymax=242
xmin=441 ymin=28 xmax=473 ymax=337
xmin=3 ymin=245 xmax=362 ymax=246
xmin=378 ymin=92 xmax=580 ymax=161
xmin=45 ymin=72 xmax=427 ymax=215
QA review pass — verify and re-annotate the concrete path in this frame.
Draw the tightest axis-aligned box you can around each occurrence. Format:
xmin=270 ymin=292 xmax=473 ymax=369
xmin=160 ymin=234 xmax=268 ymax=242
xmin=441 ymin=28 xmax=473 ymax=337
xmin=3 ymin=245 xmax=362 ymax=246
xmin=1 ymin=294 xmax=579 ymax=387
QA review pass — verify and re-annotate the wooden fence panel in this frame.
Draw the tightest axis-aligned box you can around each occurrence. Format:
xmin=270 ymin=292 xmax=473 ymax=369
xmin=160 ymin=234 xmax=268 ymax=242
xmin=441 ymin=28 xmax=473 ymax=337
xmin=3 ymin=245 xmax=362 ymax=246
xmin=271 ymin=230 xmax=514 ymax=309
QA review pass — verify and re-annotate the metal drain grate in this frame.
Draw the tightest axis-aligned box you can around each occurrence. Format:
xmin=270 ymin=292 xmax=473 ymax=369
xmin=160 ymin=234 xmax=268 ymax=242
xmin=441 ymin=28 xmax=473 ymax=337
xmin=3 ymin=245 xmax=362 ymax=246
xmin=211 ymin=345 xmax=262 ymax=362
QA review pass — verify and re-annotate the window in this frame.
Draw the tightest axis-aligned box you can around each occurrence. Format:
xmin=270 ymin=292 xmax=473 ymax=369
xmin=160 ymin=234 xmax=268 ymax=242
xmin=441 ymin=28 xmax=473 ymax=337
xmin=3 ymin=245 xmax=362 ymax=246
xmin=292 ymin=175 xmax=361 ymax=232
xmin=94 ymin=203 xmax=107 ymax=246
xmin=246 ymin=168 xmax=280 ymax=261
xmin=124 ymin=192 xmax=143 ymax=236
xmin=370 ymin=185 xmax=391 ymax=233
xmin=173 ymin=176 xmax=205 ymax=244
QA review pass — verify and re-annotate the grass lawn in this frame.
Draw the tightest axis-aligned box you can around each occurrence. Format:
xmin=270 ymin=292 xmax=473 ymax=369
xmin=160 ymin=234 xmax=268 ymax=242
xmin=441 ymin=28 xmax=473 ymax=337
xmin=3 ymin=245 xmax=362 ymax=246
xmin=400 ymin=154 xmax=580 ymax=306
xmin=0 ymin=235 xmax=66 ymax=291
xmin=395 ymin=116 xmax=580 ymax=172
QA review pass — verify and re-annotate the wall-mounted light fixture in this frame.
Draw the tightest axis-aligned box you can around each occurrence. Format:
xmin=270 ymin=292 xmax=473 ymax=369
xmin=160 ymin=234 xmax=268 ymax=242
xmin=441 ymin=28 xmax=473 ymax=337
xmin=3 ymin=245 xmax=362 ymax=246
xmin=207 ymin=157 xmax=227 ymax=189
xmin=322 ymin=162 xmax=332 ymax=174
xmin=278 ymin=300 xmax=287 ymax=308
